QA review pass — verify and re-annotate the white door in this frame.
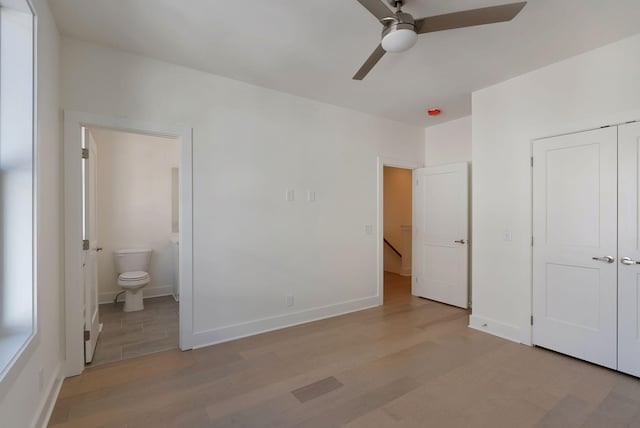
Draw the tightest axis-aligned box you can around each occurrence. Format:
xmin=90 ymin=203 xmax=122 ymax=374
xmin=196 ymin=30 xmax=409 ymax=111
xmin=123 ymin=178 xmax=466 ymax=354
xmin=532 ymin=127 xmax=618 ymax=369
xmin=618 ymin=121 xmax=640 ymax=377
xmin=412 ymin=162 xmax=469 ymax=308
xmin=83 ymin=128 xmax=101 ymax=363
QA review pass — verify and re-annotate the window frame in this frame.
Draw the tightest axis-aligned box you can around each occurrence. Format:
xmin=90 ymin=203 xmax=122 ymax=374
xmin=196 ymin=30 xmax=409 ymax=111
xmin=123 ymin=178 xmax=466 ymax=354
xmin=0 ymin=0 xmax=38 ymax=399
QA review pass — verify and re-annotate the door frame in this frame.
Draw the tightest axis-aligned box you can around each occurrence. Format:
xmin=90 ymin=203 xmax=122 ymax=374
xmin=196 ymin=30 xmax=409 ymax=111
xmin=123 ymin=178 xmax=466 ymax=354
xmin=377 ymin=157 xmax=422 ymax=304
xmin=63 ymin=111 xmax=194 ymax=377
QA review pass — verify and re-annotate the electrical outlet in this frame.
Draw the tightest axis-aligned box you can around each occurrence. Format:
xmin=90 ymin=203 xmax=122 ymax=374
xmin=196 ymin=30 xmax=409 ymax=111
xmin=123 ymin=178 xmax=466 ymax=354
xmin=286 ymin=295 xmax=294 ymax=307
xmin=365 ymin=225 xmax=374 ymax=235
xmin=503 ymin=230 xmax=512 ymax=242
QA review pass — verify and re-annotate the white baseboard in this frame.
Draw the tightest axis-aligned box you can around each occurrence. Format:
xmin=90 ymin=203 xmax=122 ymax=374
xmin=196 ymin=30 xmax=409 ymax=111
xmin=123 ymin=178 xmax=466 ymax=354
xmin=99 ymin=284 xmax=174 ymax=304
xmin=191 ymin=295 xmax=381 ymax=350
xmin=384 ymin=267 xmax=411 ymax=276
xmin=33 ymin=362 xmax=63 ymax=428
xmin=469 ymin=314 xmax=528 ymax=345
xmin=383 ymin=267 xmax=411 ymax=277
xmin=399 ymin=267 xmax=411 ymax=276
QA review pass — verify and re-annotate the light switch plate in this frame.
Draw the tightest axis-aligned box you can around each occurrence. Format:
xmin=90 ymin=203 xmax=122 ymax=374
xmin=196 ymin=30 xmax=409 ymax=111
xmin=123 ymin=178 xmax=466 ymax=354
xmin=307 ymin=191 xmax=315 ymax=202
xmin=503 ymin=230 xmax=512 ymax=242
xmin=365 ymin=225 xmax=374 ymax=235
xmin=286 ymin=189 xmax=294 ymax=202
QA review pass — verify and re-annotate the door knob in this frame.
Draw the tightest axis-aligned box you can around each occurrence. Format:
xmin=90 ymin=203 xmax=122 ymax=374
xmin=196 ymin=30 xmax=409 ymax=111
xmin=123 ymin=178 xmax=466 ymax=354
xmin=592 ymin=256 xmax=615 ymax=263
xmin=454 ymin=239 xmax=466 ymax=244
xmin=621 ymin=257 xmax=640 ymax=265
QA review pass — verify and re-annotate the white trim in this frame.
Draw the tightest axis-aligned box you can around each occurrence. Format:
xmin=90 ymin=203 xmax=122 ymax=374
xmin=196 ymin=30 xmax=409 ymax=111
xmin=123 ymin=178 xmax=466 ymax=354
xmin=382 ymin=254 xmax=411 ymax=277
xmin=0 ymin=334 xmax=39 ymax=402
xmin=192 ymin=296 xmax=379 ymax=349
xmin=1 ymin=0 xmax=33 ymax=13
xmin=0 ymin=1 xmax=39 ymax=399
xmin=30 ymin=0 xmax=39 ymax=367
xmin=383 ymin=267 xmax=412 ymax=277
xmin=529 ymin=139 xmax=535 ymax=348
xmin=377 ymin=156 xmax=422 ymax=303
xmin=469 ymin=314 xmax=528 ymax=344
xmin=98 ymin=285 xmax=174 ymax=304
xmin=63 ymin=111 xmax=194 ymax=377
xmin=32 ymin=362 xmax=63 ymax=428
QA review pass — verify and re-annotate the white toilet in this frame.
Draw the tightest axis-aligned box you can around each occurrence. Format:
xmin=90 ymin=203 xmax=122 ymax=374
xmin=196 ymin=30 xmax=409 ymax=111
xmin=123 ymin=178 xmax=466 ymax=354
xmin=114 ymin=248 xmax=152 ymax=312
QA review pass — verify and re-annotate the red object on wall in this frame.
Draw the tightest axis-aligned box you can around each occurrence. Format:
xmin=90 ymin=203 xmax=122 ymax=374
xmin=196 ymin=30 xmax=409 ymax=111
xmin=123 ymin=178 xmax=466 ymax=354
xmin=427 ymin=108 xmax=441 ymax=116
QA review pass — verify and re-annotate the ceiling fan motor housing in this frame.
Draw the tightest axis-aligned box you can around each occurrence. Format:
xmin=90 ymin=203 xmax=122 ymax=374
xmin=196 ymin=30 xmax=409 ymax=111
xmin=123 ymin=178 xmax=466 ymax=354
xmin=381 ymin=12 xmax=417 ymax=52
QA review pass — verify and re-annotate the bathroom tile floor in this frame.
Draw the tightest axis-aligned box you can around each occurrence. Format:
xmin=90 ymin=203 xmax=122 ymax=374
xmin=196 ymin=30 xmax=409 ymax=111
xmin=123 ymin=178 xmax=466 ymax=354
xmin=91 ymin=295 xmax=179 ymax=366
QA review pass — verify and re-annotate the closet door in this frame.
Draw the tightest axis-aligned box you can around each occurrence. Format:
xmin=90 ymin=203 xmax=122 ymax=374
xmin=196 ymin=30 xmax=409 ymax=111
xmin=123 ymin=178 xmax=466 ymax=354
xmin=532 ymin=127 xmax=618 ymax=369
xmin=618 ymin=121 xmax=640 ymax=377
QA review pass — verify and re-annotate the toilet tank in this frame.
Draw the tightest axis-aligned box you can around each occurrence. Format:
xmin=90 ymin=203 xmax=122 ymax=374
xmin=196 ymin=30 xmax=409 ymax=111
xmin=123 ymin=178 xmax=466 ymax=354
xmin=114 ymin=248 xmax=152 ymax=274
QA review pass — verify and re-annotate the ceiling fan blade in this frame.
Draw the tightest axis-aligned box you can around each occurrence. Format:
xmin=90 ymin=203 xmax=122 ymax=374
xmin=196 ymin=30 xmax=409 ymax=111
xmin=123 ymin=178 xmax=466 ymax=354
xmin=353 ymin=44 xmax=386 ymax=80
xmin=355 ymin=0 xmax=393 ymax=21
xmin=415 ymin=2 xmax=527 ymax=34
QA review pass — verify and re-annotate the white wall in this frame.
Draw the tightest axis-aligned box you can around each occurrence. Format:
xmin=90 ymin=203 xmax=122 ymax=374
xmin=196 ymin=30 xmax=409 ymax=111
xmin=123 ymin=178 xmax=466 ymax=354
xmin=383 ymin=166 xmax=412 ymax=276
xmin=424 ymin=116 xmax=471 ymax=166
xmin=61 ymin=37 xmax=424 ymax=346
xmin=471 ymin=34 xmax=640 ymax=344
xmin=0 ymin=0 xmax=64 ymax=426
xmin=91 ymin=128 xmax=179 ymax=303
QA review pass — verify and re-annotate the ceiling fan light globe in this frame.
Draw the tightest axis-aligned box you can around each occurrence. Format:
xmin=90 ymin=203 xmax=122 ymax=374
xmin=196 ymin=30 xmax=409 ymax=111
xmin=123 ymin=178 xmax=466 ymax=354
xmin=381 ymin=28 xmax=417 ymax=52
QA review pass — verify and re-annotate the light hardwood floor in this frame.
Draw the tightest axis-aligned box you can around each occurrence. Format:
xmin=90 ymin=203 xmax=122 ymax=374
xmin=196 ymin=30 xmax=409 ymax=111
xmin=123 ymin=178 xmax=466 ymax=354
xmin=50 ymin=273 xmax=640 ymax=427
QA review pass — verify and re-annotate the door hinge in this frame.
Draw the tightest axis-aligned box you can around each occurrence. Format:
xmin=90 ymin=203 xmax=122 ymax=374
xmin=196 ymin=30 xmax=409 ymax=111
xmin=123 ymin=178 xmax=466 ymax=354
xmin=415 ymin=277 xmax=418 ymax=282
xmin=530 ymin=156 xmax=533 ymax=167
xmin=81 ymin=148 xmax=89 ymax=159
xmin=84 ymin=330 xmax=90 ymax=341
xmin=531 ymin=236 xmax=534 ymax=246
xmin=82 ymin=239 xmax=90 ymax=250
xmin=530 ymin=315 xmax=534 ymax=326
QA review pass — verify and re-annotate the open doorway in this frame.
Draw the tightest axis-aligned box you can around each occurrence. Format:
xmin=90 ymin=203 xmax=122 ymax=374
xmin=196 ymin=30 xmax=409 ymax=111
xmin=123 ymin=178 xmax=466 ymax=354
xmin=83 ymin=127 xmax=180 ymax=366
xmin=64 ymin=112 xmax=193 ymax=377
xmin=379 ymin=160 xmax=470 ymax=309
xmin=382 ymin=166 xmax=413 ymax=304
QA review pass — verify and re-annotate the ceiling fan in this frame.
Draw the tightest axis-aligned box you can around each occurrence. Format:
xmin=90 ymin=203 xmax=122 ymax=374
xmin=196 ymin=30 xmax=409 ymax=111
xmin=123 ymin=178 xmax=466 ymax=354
xmin=353 ymin=0 xmax=527 ymax=80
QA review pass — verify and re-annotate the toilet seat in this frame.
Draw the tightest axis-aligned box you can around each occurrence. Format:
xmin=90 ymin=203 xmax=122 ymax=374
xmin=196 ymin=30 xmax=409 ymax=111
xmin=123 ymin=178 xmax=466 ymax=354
xmin=118 ymin=271 xmax=150 ymax=288
xmin=119 ymin=271 xmax=149 ymax=281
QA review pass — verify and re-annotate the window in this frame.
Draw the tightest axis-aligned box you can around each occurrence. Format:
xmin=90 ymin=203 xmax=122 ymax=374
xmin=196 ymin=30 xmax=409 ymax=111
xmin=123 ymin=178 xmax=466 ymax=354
xmin=0 ymin=0 xmax=36 ymax=381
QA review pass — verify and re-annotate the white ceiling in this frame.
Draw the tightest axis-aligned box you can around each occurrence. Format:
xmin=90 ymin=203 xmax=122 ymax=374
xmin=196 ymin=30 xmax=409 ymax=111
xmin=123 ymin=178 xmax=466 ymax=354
xmin=49 ymin=0 xmax=640 ymax=127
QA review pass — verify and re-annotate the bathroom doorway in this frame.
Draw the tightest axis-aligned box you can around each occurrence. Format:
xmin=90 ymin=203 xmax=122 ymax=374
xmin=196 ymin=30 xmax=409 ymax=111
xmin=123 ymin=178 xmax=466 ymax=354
xmin=64 ymin=112 xmax=193 ymax=377
xmin=85 ymin=128 xmax=180 ymax=365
